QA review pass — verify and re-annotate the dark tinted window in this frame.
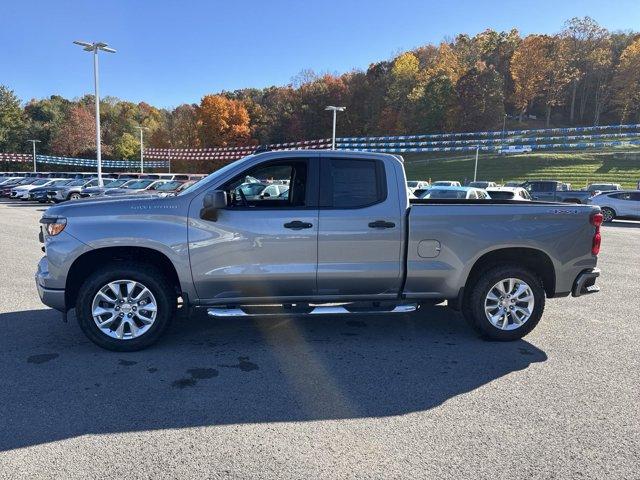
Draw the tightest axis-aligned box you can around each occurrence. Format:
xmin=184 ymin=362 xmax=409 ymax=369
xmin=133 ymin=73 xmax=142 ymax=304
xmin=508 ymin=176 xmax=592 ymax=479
xmin=488 ymin=190 xmax=515 ymax=200
xmin=322 ymin=159 xmax=386 ymax=208
xmin=630 ymin=192 xmax=640 ymax=201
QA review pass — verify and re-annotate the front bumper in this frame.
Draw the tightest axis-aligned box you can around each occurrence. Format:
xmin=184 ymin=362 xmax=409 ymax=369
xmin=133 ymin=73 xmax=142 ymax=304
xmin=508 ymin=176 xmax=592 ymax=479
xmin=36 ymin=280 xmax=66 ymax=312
xmin=572 ymin=268 xmax=600 ymax=297
xmin=36 ymin=257 xmax=66 ymax=312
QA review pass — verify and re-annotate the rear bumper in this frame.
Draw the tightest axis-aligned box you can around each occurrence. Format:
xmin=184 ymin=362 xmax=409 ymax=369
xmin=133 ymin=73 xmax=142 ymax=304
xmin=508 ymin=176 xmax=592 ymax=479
xmin=572 ymin=268 xmax=600 ymax=297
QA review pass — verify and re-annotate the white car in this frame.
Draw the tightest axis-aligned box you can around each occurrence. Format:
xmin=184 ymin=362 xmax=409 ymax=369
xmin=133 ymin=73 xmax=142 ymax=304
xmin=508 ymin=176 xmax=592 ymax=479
xmin=259 ymin=184 xmax=289 ymax=198
xmin=486 ymin=186 xmax=532 ymax=201
xmin=587 ymin=190 xmax=640 ymax=222
xmin=407 ymin=180 xmax=430 ymax=193
xmin=419 ymin=186 xmax=491 ymax=199
xmin=10 ymin=178 xmax=64 ymax=199
xmin=432 ymin=181 xmax=462 ymax=187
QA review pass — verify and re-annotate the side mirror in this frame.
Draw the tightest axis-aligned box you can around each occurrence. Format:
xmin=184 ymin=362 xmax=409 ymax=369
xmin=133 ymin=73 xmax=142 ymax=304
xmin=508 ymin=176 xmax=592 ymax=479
xmin=200 ymin=190 xmax=227 ymax=221
xmin=260 ymin=192 xmax=271 ymax=198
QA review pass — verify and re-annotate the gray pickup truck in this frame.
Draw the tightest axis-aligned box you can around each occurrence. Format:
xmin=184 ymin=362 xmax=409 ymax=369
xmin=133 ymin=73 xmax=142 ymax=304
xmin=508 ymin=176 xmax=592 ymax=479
xmin=521 ymin=180 xmax=595 ymax=204
xmin=36 ymin=151 xmax=602 ymax=351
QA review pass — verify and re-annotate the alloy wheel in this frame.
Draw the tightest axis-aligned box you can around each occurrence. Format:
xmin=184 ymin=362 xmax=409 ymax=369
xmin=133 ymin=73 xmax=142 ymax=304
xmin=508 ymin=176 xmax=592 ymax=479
xmin=91 ymin=280 xmax=158 ymax=340
xmin=484 ymin=277 xmax=535 ymax=330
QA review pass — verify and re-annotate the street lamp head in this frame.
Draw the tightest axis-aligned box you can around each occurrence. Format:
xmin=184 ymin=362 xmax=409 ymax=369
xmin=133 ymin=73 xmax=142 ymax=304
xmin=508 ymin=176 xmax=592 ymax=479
xmin=325 ymin=106 xmax=346 ymax=112
xmin=73 ymin=40 xmax=116 ymax=53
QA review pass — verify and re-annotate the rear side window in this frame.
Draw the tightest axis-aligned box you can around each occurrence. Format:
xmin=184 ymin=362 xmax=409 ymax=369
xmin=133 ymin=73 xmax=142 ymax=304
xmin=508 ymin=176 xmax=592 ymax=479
xmin=320 ymin=158 xmax=386 ymax=208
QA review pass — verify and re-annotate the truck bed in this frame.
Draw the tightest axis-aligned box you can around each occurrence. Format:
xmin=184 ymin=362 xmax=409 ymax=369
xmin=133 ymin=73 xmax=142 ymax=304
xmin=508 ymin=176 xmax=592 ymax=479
xmin=403 ymin=200 xmax=598 ymax=299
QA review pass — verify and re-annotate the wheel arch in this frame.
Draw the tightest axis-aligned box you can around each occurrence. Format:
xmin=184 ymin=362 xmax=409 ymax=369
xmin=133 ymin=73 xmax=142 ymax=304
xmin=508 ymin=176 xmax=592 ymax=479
xmin=464 ymin=247 xmax=556 ymax=298
xmin=65 ymin=246 xmax=182 ymax=309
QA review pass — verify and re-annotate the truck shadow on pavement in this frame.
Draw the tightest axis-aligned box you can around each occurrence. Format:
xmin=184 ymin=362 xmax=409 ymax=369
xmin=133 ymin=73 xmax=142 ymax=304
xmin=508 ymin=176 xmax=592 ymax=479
xmin=0 ymin=306 xmax=546 ymax=451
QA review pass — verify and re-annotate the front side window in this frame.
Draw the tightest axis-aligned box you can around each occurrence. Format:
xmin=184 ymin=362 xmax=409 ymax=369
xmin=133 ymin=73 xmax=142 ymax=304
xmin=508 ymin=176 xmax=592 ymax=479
xmin=321 ymin=158 xmax=386 ymax=208
xmin=223 ymin=160 xmax=308 ymax=208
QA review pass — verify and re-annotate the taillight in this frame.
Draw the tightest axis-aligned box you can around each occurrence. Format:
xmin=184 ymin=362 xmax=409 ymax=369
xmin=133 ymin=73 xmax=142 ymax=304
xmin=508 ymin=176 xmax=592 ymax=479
xmin=590 ymin=212 xmax=603 ymax=255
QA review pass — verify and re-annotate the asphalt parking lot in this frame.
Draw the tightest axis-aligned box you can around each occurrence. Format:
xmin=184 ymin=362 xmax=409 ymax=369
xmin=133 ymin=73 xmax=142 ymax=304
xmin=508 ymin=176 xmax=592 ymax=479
xmin=0 ymin=199 xmax=638 ymax=479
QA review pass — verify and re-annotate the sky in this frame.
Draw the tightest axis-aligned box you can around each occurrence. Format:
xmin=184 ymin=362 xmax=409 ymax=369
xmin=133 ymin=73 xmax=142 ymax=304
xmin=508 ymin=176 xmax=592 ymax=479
xmin=2 ymin=0 xmax=639 ymax=108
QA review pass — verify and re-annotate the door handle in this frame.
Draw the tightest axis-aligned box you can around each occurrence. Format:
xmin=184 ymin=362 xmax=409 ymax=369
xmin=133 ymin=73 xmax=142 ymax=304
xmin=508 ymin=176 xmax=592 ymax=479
xmin=284 ymin=220 xmax=313 ymax=230
xmin=368 ymin=220 xmax=396 ymax=229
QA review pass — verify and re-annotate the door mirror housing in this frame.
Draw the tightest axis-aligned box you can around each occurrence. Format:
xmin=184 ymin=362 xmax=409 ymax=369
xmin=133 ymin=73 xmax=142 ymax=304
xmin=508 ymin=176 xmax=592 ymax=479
xmin=200 ymin=190 xmax=227 ymax=221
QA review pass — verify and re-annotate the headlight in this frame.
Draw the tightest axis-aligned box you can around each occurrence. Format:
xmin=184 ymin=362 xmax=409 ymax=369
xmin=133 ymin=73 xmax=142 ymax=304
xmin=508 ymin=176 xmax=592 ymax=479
xmin=40 ymin=216 xmax=67 ymax=236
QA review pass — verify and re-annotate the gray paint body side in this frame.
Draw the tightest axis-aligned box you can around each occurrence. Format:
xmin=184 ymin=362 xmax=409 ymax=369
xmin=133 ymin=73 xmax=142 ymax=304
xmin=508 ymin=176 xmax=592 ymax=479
xmin=37 ymin=150 xmax=599 ymax=313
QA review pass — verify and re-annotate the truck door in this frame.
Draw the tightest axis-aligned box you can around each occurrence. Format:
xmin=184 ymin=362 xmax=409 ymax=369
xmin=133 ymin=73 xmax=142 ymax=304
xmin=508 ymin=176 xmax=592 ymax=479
xmin=316 ymin=156 xmax=404 ymax=297
xmin=188 ymin=156 xmax=320 ymax=301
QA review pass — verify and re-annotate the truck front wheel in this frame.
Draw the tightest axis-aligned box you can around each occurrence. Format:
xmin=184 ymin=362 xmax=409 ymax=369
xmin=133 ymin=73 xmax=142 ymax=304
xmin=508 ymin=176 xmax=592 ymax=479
xmin=463 ymin=265 xmax=545 ymax=341
xmin=75 ymin=263 xmax=176 ymax=351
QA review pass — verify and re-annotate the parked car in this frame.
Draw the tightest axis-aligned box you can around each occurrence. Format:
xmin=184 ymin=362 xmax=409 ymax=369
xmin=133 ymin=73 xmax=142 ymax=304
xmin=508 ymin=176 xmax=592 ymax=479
xmin=103 ymin=179 xmax=168 ymax=196
xmin=587 ymin=190 xmax=640 ymax=222
xmin=234 ymin=182 xmax=269 ymax=200
xmin=486 ymin=187 xmax=531 ymax=201
xmin=499 ymin=145 xmax=532 ymax=155
xmin=47 ymin=178 xmax=100 ymax=202
xmin=1 ymin=177 xmax=37 ymax=197
xmin=36 ymin=150 xmax=602 ymax=350
xmin=80 ymin=179 xmax=133 ymax=198
xmin=149 ymin=180 xmax=187 ymax=197
xmin=29 ymin=179 xmax=75 ymax=202
xmin=419 ymin=186 xmax=491 ymax=199
xmin=521 ymin=180 xmax=595 ymax=204
xmin=583 ymin=183 xmax=622 ymax=195
xmin=258 ymin=184 xmax=289 ymax=199
xmin=407 ymin=180 xmax=430 ymax=193
xmin=432 ymin=180 xmax=462 ymax=187
xmin=504 ymin=181 xmax=523 ymax=187
xmin=11 ymin=178 xmax=66 ymax=200
xmin=468 ymin=181 xmax=498 ymax=189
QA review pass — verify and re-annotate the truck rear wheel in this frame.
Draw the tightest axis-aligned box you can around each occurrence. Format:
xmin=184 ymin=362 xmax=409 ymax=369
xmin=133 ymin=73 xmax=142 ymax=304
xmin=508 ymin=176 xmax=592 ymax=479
xmin=463 ymin=265 xmax=545 ymax=341
xmin=75 ymin=263 xmax=176 ymax=351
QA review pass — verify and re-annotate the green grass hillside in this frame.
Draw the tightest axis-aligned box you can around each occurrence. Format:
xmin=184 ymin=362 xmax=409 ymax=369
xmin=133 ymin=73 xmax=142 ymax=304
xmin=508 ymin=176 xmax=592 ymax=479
xmin=403 ymin=148 xmax=640 ymax=189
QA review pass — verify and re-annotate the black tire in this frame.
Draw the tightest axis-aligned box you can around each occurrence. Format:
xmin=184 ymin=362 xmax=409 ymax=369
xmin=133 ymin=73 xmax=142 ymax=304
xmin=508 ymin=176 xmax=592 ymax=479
xmin=75 ymin=263 xmax=176 ymax=351
xmin=601 ymin=207 xmax=615 ymax=223
xmin=462 ymin=264 xmax=545 ymax=341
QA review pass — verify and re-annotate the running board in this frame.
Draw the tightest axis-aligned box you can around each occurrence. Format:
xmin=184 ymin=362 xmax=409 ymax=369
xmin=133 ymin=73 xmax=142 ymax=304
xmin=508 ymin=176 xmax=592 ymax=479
xmin=207 ymin=303 xmax=418 ymax=318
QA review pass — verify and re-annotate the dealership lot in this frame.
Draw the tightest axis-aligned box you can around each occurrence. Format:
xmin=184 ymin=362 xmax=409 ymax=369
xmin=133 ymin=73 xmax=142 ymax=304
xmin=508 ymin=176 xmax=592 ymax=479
xmin=0 ymin=200 xmax=638 ymax=479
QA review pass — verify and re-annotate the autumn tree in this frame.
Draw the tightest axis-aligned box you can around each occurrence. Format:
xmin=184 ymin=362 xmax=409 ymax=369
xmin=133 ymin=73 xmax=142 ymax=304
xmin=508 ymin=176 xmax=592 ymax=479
xmin=198 ymin=95 xmax=251 ymax=147
xmin=612 ymin=38 xmax=640 ymax=123
xmin=50 ymin=105 xmax=97 ymax=157
xmin=455 ymin=63 xmax=505 ymax=131
xmin=561 ymin=17 xmax=611 ymax=123
xmin=0 ymin=86 xmax=26 ymax=152
xmin=510 ymin=35 xmax=550 ymax=121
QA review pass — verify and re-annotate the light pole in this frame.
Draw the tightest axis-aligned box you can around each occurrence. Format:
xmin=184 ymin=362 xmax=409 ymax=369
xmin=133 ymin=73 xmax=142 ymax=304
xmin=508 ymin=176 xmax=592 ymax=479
xmin=325 ymin=106 xmax=345 ymax=150
xmin=473 ymin=145 xmax=479 ymax=181
xmin=136 ymin=126 xmax=146 ymax=173
xmin=73 ymin=40 xmax=116 ymax=186
xmin=27 ymin=139 xmax=41 ymax=172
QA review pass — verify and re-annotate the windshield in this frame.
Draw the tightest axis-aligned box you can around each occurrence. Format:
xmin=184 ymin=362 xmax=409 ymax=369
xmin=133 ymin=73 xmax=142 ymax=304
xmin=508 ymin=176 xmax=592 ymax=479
xmin=407 ymin=181 xmax=419 ymax=188
xmin=104 ymin=179 xmax=127 ymax=188
xmin=50 ymin=179 xmax=72 ymax=187
xmin=178 ymin=155 xmax=254 ymax=197
xmin=67 ymin=179 xmax=87 ymax=186
xmin=422 ymin=189 xmax=467 ymax=199
xmin=32 ymin=179 xmax=50 ymax=186
xmin=124 ymin=180 xmax=154 ymax=189
xmin=156 ymin=181 xmax=183 ymax=191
